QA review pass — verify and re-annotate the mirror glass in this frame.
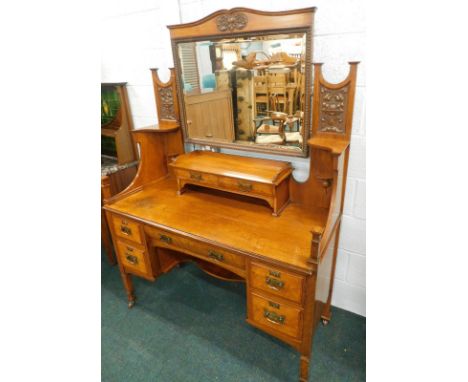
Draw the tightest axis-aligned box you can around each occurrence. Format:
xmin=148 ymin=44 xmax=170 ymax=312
xmin=176 ymin=32 xmax=308 ymax=154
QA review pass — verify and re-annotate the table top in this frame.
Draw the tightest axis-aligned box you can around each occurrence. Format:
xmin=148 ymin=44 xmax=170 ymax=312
xmin=105 ymin=176 xmax=328 ymax=272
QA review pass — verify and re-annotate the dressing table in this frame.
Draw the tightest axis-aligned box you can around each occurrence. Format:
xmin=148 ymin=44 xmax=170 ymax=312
xmin=103 ymin=7 xmax=359 ymax=381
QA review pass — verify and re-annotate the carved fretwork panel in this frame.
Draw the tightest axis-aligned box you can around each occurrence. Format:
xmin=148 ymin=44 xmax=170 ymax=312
xmin=216 ymin=12 xmax=248 ymax=32
xmin=317 ymin=85 xmax=349 ymax=134
xmin=158 ymin=87 xmax=176 ymax=120
xmin=151 ymin=68 xmax=180 ymax=125
xmin=312 ymin=62 xmax=359 ymax=141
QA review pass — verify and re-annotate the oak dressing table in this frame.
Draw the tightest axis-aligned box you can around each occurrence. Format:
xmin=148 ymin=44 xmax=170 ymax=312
xmin=103 ymin=7 xmax=359 ymax=381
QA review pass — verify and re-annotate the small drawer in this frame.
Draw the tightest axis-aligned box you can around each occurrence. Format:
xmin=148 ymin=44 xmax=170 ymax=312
xmin=218 ymin=176 xmax=273 ymax=196
xmin=175 ymin=169 xmax=218 ymax=187
xmin=116 ymin=240 xmax=149 ymax=276
xmin=112 ymin=216 xmax=143 ymax=244
xmin=146 ymin=226 xmax=189 ymax=251
xmin=250 ymin=292 xmax=302 ymax=338
xmin=189 ymin=240 xmax=245 ymax=270
xmin=250 ymin=262 xmax=304 ymax=304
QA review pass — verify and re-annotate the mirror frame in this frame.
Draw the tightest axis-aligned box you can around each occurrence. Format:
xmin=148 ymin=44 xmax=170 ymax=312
xmin=168 ymin=7 xmax=316 ymax=158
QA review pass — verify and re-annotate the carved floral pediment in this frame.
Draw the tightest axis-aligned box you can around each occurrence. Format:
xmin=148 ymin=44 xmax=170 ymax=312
xmin=216 ymin=12 xmax=248 ymax=32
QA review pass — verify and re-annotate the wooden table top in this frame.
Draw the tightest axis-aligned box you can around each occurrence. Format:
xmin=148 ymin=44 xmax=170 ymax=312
xmin=105 ymin=177 xmax=328 ymax=272
xmin=170 ymin=150 xmax=292 ymax=185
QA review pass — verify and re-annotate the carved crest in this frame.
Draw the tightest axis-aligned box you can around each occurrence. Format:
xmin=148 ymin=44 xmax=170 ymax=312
xmin=216 ymin=12 xmax=248 ymax=32
xmin=317 ymin=86 xmax=349 ymax=134
xmin=158 ymin=87 xmax=176 ymax=120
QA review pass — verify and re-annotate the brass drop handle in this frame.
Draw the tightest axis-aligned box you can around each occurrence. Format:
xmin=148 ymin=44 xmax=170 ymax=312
xmin=160 ymin=234 xmax=172 ymax=244
xmin=120 ymin=226 xmax=132 ymax=236
xmin=268 ymin=301 xmax=280 ymax=309
xmin=269 ymin=270 xmax=281 ymax=278
xmin=190 ymin=172 xmax=203 ymax=181
xmin=208 ymin=250 xmax=224 ymax=262
xmin=125 ymin=254 xmax=138 ymax=265
xmin=265 ymin=276 xmax=284 ymax=290
xmin=205 ymin=133 xmax=213 ymax=138
xmin=238 ymin=181 xmax=252 ymax=192
xmin=264 ymin=309 xmax=285 ymax=325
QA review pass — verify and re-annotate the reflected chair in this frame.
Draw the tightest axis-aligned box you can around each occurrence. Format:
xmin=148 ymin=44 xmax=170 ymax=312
xmin=255 ymin=112 xmax=287 ymax=145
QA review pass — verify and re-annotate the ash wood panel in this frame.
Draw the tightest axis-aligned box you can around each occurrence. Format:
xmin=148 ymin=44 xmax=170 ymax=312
xmin=104 ymin=176 xmax=328 ymax=273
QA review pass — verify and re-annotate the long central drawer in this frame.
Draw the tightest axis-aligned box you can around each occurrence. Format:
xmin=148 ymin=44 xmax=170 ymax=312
xmin=145 ymin=226 xmax=246 ymax=273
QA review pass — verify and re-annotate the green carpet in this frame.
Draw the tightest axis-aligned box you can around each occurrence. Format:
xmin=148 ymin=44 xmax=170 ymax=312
xmin=102 ymin=250 xmax=365 ymax=382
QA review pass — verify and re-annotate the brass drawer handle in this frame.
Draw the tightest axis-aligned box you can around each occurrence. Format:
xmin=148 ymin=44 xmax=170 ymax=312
xmin=238 ymin=181 xmax=252 ymax=192
xmin=269 ymin=270 xmax=281 ymax=278
xmin=120 ymin=226 xmax=132 ymax=236
xmin=190 ymin=172 xmax=203 ymax=181
xmin=268 ymin=301 xmax=280 ymax=309
xmin=160 ymin=234 xmax=172 ymax=244
xmin=264 ymin=309 xmax=285 ymax=325
xmin=208 ymin=250 xmax=224 ymax=262
xmin=265 ymin=276 xmax=284 ymax=290
xmin=125 ymin=254 xmax=138 ymax=265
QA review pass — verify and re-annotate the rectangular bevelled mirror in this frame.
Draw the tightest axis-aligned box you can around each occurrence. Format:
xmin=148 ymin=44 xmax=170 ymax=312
xmin=169 ymin=8 xmax=315 ymax=157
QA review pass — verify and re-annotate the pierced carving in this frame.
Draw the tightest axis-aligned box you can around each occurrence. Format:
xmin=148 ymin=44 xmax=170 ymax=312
xmin=216 ymin=12 xmax=248 ymax=32
xmin=158 ymin=87 xmax=176 ymax=120
xmin=317 ymin=85 xmax=349 ymax=134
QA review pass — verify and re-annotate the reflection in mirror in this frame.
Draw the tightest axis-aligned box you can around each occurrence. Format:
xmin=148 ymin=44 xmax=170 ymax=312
xmin=177 ymin=33 xmax=307 ymax=152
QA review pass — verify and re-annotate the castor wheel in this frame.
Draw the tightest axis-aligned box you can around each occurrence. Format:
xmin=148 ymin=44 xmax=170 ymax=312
xmin=321 ymin=318 xmax=329 ymax=326
xmin=128 ymin=300 xmax=135 ymax=309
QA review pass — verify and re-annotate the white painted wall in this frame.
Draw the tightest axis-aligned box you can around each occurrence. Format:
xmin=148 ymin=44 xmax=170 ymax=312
xmin=101 ymin=0 xmax=366 ymax=316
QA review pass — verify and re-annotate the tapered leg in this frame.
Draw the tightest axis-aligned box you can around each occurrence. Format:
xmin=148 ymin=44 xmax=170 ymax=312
xmin=321 ymin=222 xmax=342 ymax=323
xmin=299 ymin=355 xmax=310 ymax=382
xmin=120 ymin=271 xmax=136 ymax=308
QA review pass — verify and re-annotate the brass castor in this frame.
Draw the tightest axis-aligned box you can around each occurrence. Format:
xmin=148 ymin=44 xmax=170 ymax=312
xmin=321 ymin=318 xmax=329 ymax=326
xmin=128 ymin=300 xmax=135 ymax=309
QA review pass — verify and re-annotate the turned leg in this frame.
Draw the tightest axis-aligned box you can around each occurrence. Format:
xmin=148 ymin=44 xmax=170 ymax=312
xmin=299 ymin=355 xmax=310 ymax=382
xmin=120 ymin=271 xmax=136 ymax=308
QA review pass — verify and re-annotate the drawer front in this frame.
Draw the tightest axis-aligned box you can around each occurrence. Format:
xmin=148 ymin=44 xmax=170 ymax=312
xmin=250 ymin=262 xmax=304 ymax=304
xmin=218 ymin=176 xmax=273 ymax=196
xmin=250 ymin=292 xmax=302 ymax=338
xmin=116 ymin=240 xmax=149 ymax=276
xmin=147 ymin=226 xmax=245 ymax=271
xmin=147 ymin=226 xmax=192 ymax=252
xmin=112 ymin=215 xmax=143 ymax=244
xmin=175 ymin=169 xmax=218 ymax=187
xmin=187 ymin=239 xmax=245 ymax=270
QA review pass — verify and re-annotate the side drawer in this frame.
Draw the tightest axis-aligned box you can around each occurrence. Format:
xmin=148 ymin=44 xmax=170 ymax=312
xmin=112 ymin=215 xmax=143 ymax=244
xmin=250 ymin=292 xmax=302 ymax=339
xmin=116 ymin=240 xmax=150 ymax=277
xmin=250 ymin=262 xmax=304 ymax=304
